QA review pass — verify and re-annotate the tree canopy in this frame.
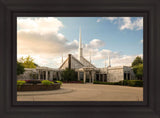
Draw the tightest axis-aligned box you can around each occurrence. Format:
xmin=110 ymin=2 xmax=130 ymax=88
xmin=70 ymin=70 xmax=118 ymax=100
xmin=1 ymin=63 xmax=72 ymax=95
xmin=132 ymin=56 xmax=143 ymax=67
xmin=17 ymin=61 xmax=25 ymax=75
xmin=132 ymin=56 xmax=143 ymax=80
xmin=19 ymin=56 xmax=37 ymax=68
xmin=133 ymin=64 xmax=143 ymax=80
xmin=61 ymin=68 xmax=77 ymax=81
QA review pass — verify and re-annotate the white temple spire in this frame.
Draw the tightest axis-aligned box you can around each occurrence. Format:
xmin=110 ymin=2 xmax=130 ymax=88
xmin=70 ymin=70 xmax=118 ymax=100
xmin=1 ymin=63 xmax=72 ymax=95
xmin=90 ymin=51 xmax=91 ymax=63
xmin=78 ymin=27 xmax=83 ymax=60
xmin=79 ymin=27 xmax=82 ymax=48
xmin=108 ymin=55 xmax=111 ymax=67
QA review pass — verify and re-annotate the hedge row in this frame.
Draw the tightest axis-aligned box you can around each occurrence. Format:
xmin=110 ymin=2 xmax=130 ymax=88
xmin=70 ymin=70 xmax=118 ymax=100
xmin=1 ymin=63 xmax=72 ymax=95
xmin=93 ymin=80 xmax=143 ymax=87
xmin=62 ymin=80 xmax=83 ymax=83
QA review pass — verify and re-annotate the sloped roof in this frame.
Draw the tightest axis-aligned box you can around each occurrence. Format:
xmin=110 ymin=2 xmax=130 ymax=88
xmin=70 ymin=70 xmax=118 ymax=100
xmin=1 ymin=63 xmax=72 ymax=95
xmin=59 ymin=55 xmax=96 ymax=69
xmin=59 ymin=54 xmax=96 ymax=70
xmin=80 ymin=56 xmax=96 ymax=68
xmin=71 ymin=55 xmax=84 ymax=66
xmin=59 ymin=57 xmax=69 ymax=69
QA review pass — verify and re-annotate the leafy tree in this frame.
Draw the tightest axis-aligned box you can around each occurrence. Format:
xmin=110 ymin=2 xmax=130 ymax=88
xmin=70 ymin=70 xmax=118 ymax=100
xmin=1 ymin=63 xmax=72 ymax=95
xmin=61 ymin=68 xmax=77 ymax=81
xmin=133 ymin=64 xmax=143 ymax=80
xmin=19 ymin=56 xmax=36 ymax=68
xmin=17 ymin=61 xmax=25 ymax=75
xmin=132 ymin=56 xmax=143 ymax=67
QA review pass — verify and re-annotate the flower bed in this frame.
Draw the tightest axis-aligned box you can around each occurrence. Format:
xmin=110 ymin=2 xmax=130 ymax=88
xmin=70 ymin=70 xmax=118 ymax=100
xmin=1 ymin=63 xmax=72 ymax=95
xmin=17 ymin=83 xmax=61 ymax=91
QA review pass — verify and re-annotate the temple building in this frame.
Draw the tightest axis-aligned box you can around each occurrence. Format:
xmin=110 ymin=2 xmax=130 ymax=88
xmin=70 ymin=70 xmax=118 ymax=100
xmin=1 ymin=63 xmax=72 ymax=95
xmin=58 ymin=28 xmax=135 ymax=83
xmin=17 ymin=28 xmax=136 ymax=83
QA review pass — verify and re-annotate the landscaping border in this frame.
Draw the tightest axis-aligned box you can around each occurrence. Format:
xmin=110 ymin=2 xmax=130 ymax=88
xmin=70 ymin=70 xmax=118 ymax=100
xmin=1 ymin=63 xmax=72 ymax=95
xmin=17 ymin=83 xmax=60 ymax=91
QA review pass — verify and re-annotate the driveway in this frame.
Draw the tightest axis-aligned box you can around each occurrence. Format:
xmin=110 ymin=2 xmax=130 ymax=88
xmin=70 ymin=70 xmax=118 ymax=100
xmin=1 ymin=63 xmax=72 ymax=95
xmin=17 ymin=83 xmax=143 ymax=101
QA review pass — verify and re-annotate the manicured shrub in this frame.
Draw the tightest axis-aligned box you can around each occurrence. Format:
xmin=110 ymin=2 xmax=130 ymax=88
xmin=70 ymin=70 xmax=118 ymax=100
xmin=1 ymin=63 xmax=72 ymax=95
xmin=127 ymin=80 xmax=143 ymax=87
xmin=62 ymin=80 xmax=83 ymax=83
xmin=93 ymin=80 xmax=143 ymax=87
xmin=93 ymin=81 xmax=119 ymax=85
xmin=41 ymin=80 xmax=54 ymax=85
xmin=56 ymin=81 xmax=63 ymax=86
xmin=119 ymin=80 xmax=128 ymax=85
xmin=17 ymin=80 xmax=26 ymax=86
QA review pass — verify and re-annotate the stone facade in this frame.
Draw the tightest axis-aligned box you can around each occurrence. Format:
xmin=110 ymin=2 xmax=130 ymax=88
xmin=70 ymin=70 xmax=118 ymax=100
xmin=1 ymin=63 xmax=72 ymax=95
xmin=17 ymin=67 xmax=61 ymax=81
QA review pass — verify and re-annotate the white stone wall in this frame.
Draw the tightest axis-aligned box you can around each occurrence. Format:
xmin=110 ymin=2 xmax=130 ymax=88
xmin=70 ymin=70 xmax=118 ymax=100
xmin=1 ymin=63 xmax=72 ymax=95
xmin=107 ymin=67 xmax=124 ymax=82
xmin=123 ymin=66 xmax=136 ymax=80
xmin=17 ymin=69 xmax=37 ymax=80
xmin=17 ymin=68 xmax=62 ymax=81
xmin=99 ymin=68 xmax=108 ymax=74
xmin=106 ymin=66 xmax=136 ymax=82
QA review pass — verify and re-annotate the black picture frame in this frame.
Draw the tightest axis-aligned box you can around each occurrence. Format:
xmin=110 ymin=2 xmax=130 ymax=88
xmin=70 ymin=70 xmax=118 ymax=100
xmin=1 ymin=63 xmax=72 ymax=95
xmin=0 ymin=0 xmax=160 ymax=118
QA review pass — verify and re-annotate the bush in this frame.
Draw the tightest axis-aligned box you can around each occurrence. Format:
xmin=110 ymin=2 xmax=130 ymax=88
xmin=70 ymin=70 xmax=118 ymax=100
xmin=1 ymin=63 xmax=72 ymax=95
xmin=93 ymin=80 xmax=143 ymax=87
xmin=93 ymin=81 xmax=119 ymax=85
xmin=17 ymin=80 xmax=26 ymax=86
xmin=56 ymin=81 xmax=62 ymax=86
xmin=127 ymin=80 xmax=143 ymax=87
xmin=61 ymin=68 xmax=77 ymax=81
xmin=61 ymin=80 xmax=83 ymax=83
xmin=25 ymin=79 xmax=41 ymax=84
xmin=17 ymin=62 xmax=25 ymax=75
xmin=41 ymin=80 xmax=54 ymax=85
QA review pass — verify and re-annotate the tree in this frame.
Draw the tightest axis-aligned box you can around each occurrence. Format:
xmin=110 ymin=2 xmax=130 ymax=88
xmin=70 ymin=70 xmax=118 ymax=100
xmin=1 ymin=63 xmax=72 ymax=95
xmin=132 ymin=56 xmax=143 ymax=80
xmin=132 ymin=56 xmax=143 ymax=67
xmin=19 ymin=56 xmax=36 ymax=68
xmin=17 ymin=61 xmax=25 ymax=75
xmin=133 ymin=64 xmax=143 ymax=80
xmin=61 ymin=68 xmax=77 ymax=82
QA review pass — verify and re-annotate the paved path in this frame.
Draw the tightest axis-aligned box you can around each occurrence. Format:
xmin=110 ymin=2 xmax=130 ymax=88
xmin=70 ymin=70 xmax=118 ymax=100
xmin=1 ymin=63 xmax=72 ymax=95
xmin=17 ymin=83 xmax=143 ymax=101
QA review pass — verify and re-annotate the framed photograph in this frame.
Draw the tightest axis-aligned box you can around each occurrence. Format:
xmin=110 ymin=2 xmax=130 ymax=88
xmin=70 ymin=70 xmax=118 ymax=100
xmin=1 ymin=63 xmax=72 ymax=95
xmin=0 ymin=0 xmax=160 ymax=118
xmin=17 ymin=16 xmax=144 ymax=102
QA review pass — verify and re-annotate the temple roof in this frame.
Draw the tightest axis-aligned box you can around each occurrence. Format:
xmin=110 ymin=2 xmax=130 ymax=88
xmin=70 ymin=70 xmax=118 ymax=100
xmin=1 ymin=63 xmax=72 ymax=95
xmin=59 ymin=54 xmax=96 ymax=70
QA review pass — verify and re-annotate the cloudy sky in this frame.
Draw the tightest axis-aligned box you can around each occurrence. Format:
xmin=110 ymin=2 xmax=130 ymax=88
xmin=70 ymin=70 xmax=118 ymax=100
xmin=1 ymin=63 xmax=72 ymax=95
xmin=17 ymin=17 xmax=143 ymax=68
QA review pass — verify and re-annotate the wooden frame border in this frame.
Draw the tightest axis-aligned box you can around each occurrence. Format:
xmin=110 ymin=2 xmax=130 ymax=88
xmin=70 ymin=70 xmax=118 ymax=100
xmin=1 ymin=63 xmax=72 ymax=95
xmin=0 ymin=0 xmax=160 ymax=118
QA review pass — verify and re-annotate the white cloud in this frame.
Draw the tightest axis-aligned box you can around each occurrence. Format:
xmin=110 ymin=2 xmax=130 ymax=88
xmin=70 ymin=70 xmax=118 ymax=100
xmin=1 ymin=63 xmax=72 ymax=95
xmin=86 ymin=39 xmax=105 ymax=48
xmin=110 ymin=54 xmax=143 ymax=67
xmin=17 ymin=17 xmax=79 ymax=68
xmin=140 ymin=39 xmax=143 ymax=43
xmin=119 ymin=17 xmax=143 ymax=30
xmin=97 ymin=17 xmax=143 ymax=31
xmin=82 ymin=43 xmax=142 ymax=68
xmin=17 ymin=17 xmax=63 ymax=34
xmin=97 ymin=17 xmax=118 ymax=22
xmin=91 ymin=53 xmax=143 ymax=68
